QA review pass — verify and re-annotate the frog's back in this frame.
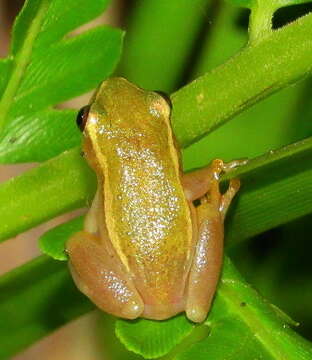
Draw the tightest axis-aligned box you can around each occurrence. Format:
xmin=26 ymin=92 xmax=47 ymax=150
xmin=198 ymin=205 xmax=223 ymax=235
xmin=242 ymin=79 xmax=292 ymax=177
xmin=88 ymin=78 xmax=193 ymax=317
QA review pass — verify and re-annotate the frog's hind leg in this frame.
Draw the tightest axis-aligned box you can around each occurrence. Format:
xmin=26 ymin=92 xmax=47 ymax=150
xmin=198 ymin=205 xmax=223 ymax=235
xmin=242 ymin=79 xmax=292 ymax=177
xmin=185 ymin=161 xmax=240 ymax=323
xmin=66 ymin=231 xmax=144 ymax=319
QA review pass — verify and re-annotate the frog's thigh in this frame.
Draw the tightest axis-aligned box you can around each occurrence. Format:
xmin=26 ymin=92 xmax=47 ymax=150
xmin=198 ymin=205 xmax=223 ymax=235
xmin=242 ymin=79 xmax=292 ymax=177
xmin=66 ymin=231 xmax=144 ymax=319
xmin=185 ymin=177 xmax=240 ymax=323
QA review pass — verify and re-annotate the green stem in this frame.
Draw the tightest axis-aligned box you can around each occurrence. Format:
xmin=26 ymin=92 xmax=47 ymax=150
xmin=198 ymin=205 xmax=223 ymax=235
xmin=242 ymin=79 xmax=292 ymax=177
xmin=0 ymin=0 xmax=50 ymax=135
xmin=223 ymin=136 xmax=312 ymax=181
xmin=248 ymin=2 xmax=275 ymax=44
xmin=171 ymin=12 xmax=312 ymax=147
xmin=0 ymin=148 xmax=96 ymax=241
xmin=225 ymin=137 xmax=312 ymax=247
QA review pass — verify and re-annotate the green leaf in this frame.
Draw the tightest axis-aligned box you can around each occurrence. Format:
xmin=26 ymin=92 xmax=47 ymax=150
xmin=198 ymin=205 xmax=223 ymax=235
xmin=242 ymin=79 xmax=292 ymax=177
xmin=0 ymin=109 xmax=81 ymax=163
xmin=11 ymin=0 xmax=110 ymax=53
xmin=0 ymin=256 xmax=93 ymax=359
xmin=0 ymin=0 xmax=124 ymax=163
xmin=10 ymin=26 xmax=123 ymax=120
xmin=115 ymin=317 xmax=194 ymax=359
xmin=0 ymin=59 xmax=13 ymax=97
xmin=39 ymin=216 xmax=84 ymax=260
xmin=173 ymin=258 xmax=312 ymax=360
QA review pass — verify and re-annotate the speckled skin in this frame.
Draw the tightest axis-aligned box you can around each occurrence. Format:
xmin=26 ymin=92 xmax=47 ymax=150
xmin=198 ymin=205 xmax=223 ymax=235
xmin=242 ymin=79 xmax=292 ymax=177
xmin=66 ymin=78 xmax=241 ymax=322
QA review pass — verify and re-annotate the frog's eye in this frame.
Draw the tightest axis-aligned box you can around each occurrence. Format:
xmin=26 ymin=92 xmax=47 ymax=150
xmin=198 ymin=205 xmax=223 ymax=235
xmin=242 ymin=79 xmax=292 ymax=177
xmin=76 ymin=105 xmax=90 ymax=131
xmin=154 ymin=90 xmax=172 ymax=108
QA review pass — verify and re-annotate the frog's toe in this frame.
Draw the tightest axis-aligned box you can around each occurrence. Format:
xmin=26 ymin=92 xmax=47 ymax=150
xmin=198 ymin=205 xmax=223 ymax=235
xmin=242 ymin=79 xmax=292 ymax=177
xmin=121 ymin=301 xmax=144 ymax=319
xmin=186 ymin=306 xmax=207 ymax=323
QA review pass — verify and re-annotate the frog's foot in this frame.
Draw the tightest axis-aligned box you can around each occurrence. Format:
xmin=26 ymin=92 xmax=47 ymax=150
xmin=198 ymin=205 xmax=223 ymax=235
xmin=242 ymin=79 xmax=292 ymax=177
xmin=219 ymin=178 xmax=240 ymax=221
xmin=182 ymin=158 xmax=245 ymax=202
xmin=66 ymin=232 xmax=144 ymax=319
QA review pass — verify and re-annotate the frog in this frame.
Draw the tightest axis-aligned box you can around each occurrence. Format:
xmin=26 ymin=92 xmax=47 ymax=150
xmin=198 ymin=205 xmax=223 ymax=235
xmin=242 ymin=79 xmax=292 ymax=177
xmin=66 ymin=77 xmax=243 ymax=323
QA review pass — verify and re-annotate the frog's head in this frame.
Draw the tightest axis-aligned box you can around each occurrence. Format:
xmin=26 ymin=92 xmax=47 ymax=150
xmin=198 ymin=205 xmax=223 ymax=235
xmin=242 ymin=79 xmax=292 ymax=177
xmin=75 ymin=77 xmax=173 ymax=171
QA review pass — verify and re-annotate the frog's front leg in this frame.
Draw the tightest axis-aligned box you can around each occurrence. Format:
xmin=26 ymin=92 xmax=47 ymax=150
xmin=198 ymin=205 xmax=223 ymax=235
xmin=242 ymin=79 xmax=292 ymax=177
xmin=66 ymin=231 xmax=144 ymax=320
xmin=184 ymin=159 xmax=241 ymax=323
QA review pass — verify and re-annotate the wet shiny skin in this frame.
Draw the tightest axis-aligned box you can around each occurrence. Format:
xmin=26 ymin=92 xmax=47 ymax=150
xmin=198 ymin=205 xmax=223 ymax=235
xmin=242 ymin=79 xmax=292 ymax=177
xmin=66 ymin=77 xmax=241 ymax=323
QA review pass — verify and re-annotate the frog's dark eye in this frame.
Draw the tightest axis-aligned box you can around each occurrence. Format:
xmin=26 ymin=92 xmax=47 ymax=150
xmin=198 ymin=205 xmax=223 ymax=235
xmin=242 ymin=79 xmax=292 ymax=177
xmin=154 ymin=90 xmax=172 ymax=108
xmin=76 ymin=105 xmax=90 ymax=131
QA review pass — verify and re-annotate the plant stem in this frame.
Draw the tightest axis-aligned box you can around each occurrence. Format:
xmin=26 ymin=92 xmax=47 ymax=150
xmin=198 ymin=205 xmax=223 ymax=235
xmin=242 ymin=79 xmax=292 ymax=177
xmin=0 ymin=148 xmax=96 ymax=242
xmin=248 ymin=2 xmax=275 ymax=44
xmin=171 ymin=12 xmax=312 ymax=147
xmin=223 ymin=136 xmax=312 ymax=180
